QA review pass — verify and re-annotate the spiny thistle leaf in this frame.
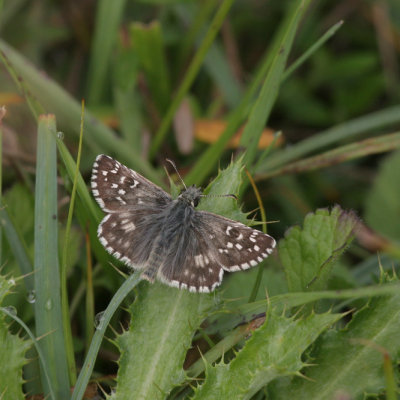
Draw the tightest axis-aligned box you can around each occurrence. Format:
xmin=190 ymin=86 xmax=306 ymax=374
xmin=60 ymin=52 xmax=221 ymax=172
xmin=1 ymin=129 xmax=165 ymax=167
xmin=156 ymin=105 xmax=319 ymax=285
xmin=271 ymin=272 xmax=400 ymax=400
xmin=191 ymin=309 xmax=343 ymax=400
xmin=0 ymin=276 xmax=31 ymax=400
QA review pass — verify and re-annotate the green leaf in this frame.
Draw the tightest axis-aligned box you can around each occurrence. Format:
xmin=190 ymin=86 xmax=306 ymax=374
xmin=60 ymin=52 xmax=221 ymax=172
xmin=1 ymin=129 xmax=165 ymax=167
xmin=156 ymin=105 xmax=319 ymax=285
xmin=279 ymin=205 xmax=359 ymax=293
xmin=192 ymin=310 xmax=343 ymax=400
xmin=0 ymin=275 xmax=31 ymax=400
xmin=271 ymin=274 xmax=400 ymax=400
xmin=111 ymin=283 xmax=212 ymax=400
xmin=198 ymin=156 xmax=248 ymax=224
xmin=365 ymin=149 xmax=400 ymax=242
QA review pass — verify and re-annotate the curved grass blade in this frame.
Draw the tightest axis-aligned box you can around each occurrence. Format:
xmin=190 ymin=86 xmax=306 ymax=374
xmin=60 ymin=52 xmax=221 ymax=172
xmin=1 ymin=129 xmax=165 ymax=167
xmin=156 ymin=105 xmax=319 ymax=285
xmin=255 ymin=131 xmax=400 ymax=180
xmin=71 ymin=271 xmax=142 ymax=400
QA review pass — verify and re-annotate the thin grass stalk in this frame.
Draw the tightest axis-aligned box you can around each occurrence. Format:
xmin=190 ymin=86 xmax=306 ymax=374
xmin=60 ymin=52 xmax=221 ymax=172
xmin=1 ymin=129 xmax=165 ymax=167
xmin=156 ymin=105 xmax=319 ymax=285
xmin=246 ymin=170 xmax=268 ymax=303
xmin=282 ymin=20 xmax=344 ymax=81
xmin=0 ymin=106 xmax=3 ymax=266
xmin=60 ymin=102 xmax=86 ymax=385
xmin=256 ymin=131 xmax=400 ymax=180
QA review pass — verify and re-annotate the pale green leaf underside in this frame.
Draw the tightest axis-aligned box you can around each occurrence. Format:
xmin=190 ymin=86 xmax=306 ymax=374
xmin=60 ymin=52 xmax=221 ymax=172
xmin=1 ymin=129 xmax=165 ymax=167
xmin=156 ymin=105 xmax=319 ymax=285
xmin=279 ymin=205 xmax=359 ymax=292
xmin=365 ymin=149 xmax=400 ymax=242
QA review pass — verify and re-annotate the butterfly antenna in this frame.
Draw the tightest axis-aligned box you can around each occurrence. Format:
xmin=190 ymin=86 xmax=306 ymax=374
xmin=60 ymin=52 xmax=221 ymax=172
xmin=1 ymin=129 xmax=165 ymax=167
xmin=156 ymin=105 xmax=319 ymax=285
xmin=166 ymin=159 xmax=187 ymax=190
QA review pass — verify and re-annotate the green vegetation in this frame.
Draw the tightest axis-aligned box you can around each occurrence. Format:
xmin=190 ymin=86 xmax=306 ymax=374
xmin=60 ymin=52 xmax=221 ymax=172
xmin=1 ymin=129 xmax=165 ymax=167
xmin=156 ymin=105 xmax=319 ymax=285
xmin=0 ymin=0 xmax=399 ymax=399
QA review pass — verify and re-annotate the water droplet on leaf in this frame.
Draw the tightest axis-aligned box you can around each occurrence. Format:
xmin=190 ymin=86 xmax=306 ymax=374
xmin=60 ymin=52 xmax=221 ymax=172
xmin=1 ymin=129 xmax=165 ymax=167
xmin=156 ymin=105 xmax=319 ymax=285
xmin=45 ymin=298 xmax=53 ymax=310
xmin=27 ymin=290 xmax=36 ymax=304
xmin=94 ymin=311 xmax=105 ymax=330
xmin=3 ymin=306 xmax=17 ymax=316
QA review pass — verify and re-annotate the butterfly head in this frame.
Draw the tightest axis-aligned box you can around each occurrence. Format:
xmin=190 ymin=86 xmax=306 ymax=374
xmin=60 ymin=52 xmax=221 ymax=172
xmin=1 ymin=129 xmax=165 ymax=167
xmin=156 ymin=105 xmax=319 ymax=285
xmin=178 ymin=185 xmax=202 ymax=208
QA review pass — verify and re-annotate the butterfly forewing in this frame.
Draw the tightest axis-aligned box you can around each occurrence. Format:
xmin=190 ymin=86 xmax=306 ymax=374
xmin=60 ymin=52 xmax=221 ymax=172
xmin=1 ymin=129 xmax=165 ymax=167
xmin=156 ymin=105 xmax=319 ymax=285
xmin=92 ymin=154 xmax=171 ymax=213
xmin=92 ymin=154 xmax=172 ymax=267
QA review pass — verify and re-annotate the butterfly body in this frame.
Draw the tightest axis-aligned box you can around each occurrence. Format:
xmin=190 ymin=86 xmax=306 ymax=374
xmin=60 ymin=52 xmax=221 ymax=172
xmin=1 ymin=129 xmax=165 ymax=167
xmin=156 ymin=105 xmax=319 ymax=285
xmin=92 ymin=155 xmax=276 ymax=293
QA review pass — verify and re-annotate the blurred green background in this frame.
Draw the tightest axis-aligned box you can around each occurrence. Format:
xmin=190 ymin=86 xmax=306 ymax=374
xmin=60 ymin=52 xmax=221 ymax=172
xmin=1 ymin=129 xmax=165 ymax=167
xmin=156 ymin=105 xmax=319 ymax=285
xmin=1 ymin=0 xmax=400 ymax=397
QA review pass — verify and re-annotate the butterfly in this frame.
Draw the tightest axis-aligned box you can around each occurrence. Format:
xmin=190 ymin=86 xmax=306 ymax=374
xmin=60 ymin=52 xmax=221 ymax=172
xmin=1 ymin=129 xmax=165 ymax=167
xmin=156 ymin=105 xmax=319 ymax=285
xmin=91 ymin=155 xmax=276 ymax=292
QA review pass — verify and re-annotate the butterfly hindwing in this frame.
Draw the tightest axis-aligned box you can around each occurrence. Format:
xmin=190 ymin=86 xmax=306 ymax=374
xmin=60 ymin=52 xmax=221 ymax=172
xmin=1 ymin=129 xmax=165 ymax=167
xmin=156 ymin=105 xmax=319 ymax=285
xmin=157 ymin=218 xmax=224 ymax=292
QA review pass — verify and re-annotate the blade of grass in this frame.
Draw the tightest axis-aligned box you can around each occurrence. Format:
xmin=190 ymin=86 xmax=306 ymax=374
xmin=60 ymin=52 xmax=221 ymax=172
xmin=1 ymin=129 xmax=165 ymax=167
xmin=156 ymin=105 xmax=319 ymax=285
xmin=256 ymin=104 xmax=400 ymax=173
xmin=174 ymin=0 xmax=217 ymax=74
xmin=282 ymin=20 xmax=344 ymax=81
xmin=131 ymin=21 xmax=171 ymax=114
xmin=86 ymin=0 xmax=127 ymax=104
xmin=85 ymin=230 xmax=94 ymax=353
xmin=0 ymin=106 xmax=3 ymax=266
xmin=256 ymin=131 xmax=400 ymax=179
xmin=0 ymin=208 xmax=34 ymax=291
xmin=60 ymin=102 xmax=86 ymax=385
xmin=71 ymin=271 xmax=142 ymax=400
xmin=56 ymin=138 xmax=101 ymax=223
xmin=113 ymin=46 xmax=142 ymax=150
xmin=184 ymin=0 xmax=308 ymax=186
xmin=0 ymin=40 xmax=162 ymax=185
xmin=149 ymin=0 xmax=235 ymax=159
xmin=239 ymin=0 xmax=310 ymax=167
xmin=0 ymin=306 xmax=55 ymax=400
xmin=34 ymin=114 xmax=70 ymax=399
xmin=174 ymin=2 xmax=243 ymax=109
